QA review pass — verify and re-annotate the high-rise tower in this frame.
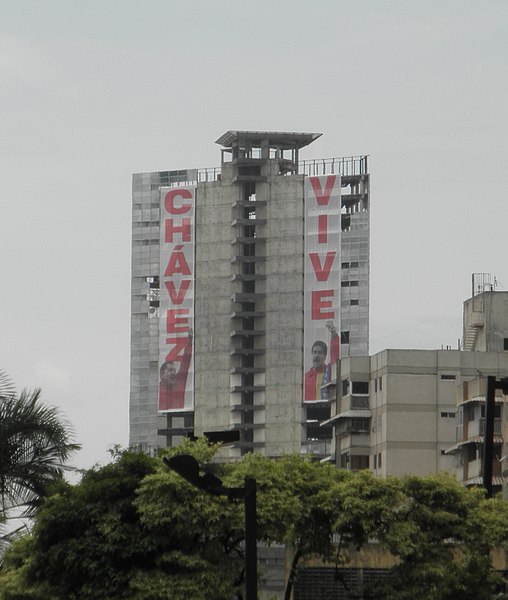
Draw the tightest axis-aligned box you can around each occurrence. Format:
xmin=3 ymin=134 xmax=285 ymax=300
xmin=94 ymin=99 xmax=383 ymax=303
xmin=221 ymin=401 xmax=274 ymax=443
xmin=130 ymin=131 xmax=369 ymax=459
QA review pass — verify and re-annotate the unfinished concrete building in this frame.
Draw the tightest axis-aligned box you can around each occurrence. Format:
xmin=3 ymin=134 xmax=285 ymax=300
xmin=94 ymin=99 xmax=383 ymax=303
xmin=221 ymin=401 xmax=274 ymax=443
xmin=129 ymin=131 xmax=370 ymax=458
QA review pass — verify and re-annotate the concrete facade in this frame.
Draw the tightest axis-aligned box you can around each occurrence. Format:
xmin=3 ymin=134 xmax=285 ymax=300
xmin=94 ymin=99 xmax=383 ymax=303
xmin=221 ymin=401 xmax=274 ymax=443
xmin=463 ymin=289 xmax=508 ymax=352
xmin=130 ymin=131 xmax=370 ymax=458
xmin=332 ymin=288 xmax=508 ymax=479
xmin=445 ymin=376 xmax=508 ymax=492
xmin=335 ymin=349 xmax=508 ymax=477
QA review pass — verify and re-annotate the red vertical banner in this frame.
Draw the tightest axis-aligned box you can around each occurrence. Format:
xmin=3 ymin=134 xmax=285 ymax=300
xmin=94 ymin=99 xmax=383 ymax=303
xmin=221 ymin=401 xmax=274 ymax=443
xmin=159 ymin=186 xmax=195 ymax=412
xmin=303 ymin=176 xmax=341 ymax=402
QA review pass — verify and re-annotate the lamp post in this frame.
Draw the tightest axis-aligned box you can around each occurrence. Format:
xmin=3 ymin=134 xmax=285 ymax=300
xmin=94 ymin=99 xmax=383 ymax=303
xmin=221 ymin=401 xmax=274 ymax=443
xmin=163 ymin=454 xmax=257 ymax=600
xmin=483 ymin=376 xmax=508 ymax=498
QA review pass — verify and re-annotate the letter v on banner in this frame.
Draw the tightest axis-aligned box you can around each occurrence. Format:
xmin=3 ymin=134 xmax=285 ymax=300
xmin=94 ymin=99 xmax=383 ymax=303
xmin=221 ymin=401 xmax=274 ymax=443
xmin=159 ymin=186 xmax=196 ymax=413
xmin=303 ymin=175 xmax=341 ymax=403
xmin=310 ymin=175 xmax=337 ymax=206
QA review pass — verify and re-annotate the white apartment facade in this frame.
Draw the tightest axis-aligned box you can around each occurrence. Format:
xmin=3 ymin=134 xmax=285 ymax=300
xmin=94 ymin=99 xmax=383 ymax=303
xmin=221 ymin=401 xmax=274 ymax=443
xmin=330 ymin=288 xmax=508 ymax=479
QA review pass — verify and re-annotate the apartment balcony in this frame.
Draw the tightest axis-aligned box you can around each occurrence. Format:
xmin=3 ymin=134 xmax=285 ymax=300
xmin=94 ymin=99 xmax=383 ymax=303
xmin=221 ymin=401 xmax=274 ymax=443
xmin=468 ymin=418 xmax=502 ymax=438
xmin=301 ymin=438 xmax=333 ymax=458
xmin=445 ymin=433 xmax=504 ymax=455
xmin=341 ymin=394 xmax=370 ymax=412
xmin=335 ymin=417 xmax=371 ymax=436
xmin=466 ymin=457 xmax=482 ymax=480
xmin=350 ymin=433 xmax=370 ymax=447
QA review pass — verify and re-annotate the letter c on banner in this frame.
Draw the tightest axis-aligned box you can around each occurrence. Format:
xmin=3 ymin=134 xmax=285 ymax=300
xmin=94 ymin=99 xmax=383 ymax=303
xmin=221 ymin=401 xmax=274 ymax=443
xmin=164 ymin=189 xmax=193 ymax=215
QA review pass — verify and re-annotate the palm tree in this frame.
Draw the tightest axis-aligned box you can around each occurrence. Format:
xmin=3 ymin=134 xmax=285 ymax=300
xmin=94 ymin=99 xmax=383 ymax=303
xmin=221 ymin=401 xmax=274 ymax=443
xmin=0 ymin=371 xmax=80 ymax=525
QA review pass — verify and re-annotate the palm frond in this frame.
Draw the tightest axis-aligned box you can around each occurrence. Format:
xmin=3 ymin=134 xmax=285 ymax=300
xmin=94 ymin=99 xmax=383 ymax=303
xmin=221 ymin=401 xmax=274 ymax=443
xmin=0 ymin=377 xmax=80 ymax=520
xmin=0 ymin=370 xmax=16 ymax=400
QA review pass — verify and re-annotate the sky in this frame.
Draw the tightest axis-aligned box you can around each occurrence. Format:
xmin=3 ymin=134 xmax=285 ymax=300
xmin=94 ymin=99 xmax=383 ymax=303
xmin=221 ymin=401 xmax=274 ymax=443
xmin=1 ymin=0 xmax=507 ymax=471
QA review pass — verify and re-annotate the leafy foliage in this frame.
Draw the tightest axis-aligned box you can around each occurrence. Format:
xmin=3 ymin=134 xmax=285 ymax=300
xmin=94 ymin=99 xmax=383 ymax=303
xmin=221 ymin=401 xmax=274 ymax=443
xmin=4 ymin=442 xmax=245 ymax=600
xmin=1 ymin=441 xmax=508 ymax=600
xmin=375 ymin=474 xmax=508 ymax=600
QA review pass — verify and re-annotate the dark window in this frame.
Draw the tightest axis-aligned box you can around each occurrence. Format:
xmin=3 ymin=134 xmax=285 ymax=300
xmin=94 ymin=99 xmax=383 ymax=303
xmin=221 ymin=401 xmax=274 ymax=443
xmin=341 ymin=281 xmax=350 ymax=288
xmin=350 ymin=299 xmax=359 ymax=306
xmin=306 ymin=405 xmax=331 ymax=422
xmin=341 ymin=262 xmax=349 ymax=269
xmin=350 ymin=261 xmax=359 ymax=268
xmin=341 ymin=331 xmax=350 ymax=344
xmin=441 ymin=374 xmax=456 ymax=380
xmin=352 ymin=455 xmax=369 ymax=470
xmin=306 ymin=424 xmax=331 ymax=441
xmin=467 ymin=444 xmax=477 ymax=462
xmin=379 ymin=376 xmax=383 ymax=391
xmin=350 ymin=280 xmax=359 ymax=287
xmin=504 ymin=338 xmax=508 ymax=351
xmin=352 ymin=381 xmax=369 ymax=394
xmin=341 ymin=379 xmax=349 ymax=396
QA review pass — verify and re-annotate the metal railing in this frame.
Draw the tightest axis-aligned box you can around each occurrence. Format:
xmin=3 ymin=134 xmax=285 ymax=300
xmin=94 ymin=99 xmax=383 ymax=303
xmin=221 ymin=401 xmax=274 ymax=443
xmin=350 ymin=395 xmax=370 ymax=410
xmin=336 ymin=418 xmax=371 ymax=435
xmin=480 ymin=417 xmax=502 ymax=436
xmin=160 ymin=155 xmax=368 ymax=187
xmin=298 ymin=156 xmax=368 ymax=177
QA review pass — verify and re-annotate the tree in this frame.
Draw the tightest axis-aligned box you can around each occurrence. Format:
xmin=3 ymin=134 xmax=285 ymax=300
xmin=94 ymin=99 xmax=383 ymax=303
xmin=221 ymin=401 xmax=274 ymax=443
xmin=225 ymin=452 xmax=342 ymax=600
xmin=133 ymin=439 xmax=246 ymax=599
xmin=376 ymin=474 xmax=508 ymax=600
xmin=0 ymin=371 xmax=79 ymax=539
xmin=2 ymin=442 xmax=246 ymax=600
xmin=23 ymin=451 xmax=160 ymax=600
xmin=2 ymin=443 xmax=508 ymax=600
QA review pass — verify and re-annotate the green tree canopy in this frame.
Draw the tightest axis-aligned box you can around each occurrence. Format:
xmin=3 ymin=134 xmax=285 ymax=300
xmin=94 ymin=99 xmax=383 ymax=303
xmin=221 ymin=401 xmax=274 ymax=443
xmin=375 ymin=474 xmax=508 ymax=600
xmin=1 ymin=441 xmax=508 ymax=600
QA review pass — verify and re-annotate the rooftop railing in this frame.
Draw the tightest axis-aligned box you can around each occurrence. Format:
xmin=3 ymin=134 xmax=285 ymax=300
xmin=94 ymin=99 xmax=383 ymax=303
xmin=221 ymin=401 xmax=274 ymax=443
xmin=160 ymin=155 xmax=368 ymax=187
xmin=298 ymin=156 xmax=368 ymax=177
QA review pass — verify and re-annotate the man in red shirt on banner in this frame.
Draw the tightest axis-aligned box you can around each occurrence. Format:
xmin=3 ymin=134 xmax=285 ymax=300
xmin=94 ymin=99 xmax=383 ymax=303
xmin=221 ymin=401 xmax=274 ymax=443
xmin=304 ymin=321 xmax=339 ymax=401
xmin=159 ymin=329 xmax=192 ymax=411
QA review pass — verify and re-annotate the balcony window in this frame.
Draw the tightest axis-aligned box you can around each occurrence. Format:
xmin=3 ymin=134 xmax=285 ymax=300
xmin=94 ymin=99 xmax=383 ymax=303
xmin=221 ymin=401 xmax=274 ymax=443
xmin=352 ymin=381 xmax=369 ymax=394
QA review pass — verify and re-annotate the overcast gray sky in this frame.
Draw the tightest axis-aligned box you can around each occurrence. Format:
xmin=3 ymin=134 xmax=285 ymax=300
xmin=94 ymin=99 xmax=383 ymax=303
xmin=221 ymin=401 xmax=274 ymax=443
xmin=1 ymin=0 xmax=506 ymax=470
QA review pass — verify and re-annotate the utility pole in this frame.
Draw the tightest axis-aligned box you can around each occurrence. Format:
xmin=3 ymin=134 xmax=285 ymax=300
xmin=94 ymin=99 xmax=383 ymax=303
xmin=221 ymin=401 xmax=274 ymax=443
xmin=163 ymin=446 xmax=257 ymax=600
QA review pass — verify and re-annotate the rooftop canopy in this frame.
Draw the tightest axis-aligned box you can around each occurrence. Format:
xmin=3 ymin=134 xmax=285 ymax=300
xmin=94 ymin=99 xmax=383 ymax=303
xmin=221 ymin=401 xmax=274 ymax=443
xmin=215 ymin=130 xmax=322 ymax=150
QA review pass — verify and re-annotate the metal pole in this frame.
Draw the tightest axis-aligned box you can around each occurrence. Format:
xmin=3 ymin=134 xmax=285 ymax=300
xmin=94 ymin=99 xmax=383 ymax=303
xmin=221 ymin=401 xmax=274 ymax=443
xmin=244 ymin=477 xmax=257 ymax=600
xmin=483 ymin=376 xmax=496 ymax=498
